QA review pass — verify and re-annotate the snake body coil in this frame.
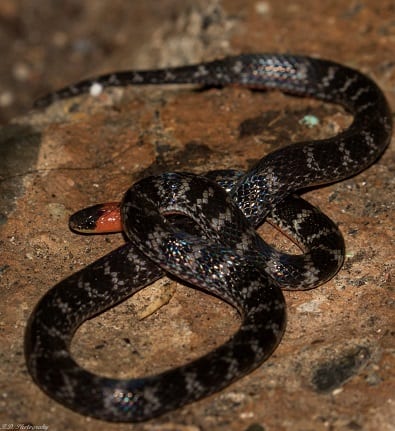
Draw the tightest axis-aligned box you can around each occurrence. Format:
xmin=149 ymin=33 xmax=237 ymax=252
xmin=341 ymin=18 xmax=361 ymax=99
xmin=25 ymin=54 xmax=392 ymax=422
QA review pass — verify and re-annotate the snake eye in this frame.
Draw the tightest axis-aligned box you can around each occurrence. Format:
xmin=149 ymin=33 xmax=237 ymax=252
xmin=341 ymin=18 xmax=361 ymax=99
xmin=69 ymin=209 xmax=94 ymax=232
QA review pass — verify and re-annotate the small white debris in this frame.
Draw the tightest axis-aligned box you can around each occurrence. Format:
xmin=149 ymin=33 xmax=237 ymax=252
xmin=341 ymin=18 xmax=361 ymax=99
xmin=255 ymin=1 xmax=271 ymax=15
xmin=240 ymin=411 xmax=255 ymax=419
xmin=296 ymin=297 xmax=325 ymax=313
xmin=89 ymin=82 xmax=103 ymax=97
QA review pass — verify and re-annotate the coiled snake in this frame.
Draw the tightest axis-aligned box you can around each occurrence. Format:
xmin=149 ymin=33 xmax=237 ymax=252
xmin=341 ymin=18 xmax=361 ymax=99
xmin=25 ymin=54 xmax=392 ymax=422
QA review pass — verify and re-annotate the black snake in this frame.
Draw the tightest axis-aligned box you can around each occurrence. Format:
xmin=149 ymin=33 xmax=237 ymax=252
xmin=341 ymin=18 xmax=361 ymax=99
xmin=25 ymin=54 xmax=392 ymax=422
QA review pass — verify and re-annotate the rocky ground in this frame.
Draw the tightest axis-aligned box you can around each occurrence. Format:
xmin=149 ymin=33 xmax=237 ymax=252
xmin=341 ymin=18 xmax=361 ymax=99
xmin=0 ymin=1 xmax=394 ymax=430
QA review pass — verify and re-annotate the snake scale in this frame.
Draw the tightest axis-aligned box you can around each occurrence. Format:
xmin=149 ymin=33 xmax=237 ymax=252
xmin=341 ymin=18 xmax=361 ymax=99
xmin=25 ymin=54 xmax=392 ymax=422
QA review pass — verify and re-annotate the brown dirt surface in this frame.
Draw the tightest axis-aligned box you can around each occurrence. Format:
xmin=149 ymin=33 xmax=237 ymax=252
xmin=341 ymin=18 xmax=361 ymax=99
xmin=1 ymin=1 xmax=394 ymax=431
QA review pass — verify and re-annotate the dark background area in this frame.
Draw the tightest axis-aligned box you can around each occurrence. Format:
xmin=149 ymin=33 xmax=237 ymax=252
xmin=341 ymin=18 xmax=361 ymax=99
xmin=0 ymin=0 xmax=191 ymax=124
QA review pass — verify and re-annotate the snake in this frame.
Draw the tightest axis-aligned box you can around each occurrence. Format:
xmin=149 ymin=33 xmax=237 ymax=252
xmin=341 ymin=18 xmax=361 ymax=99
xmin=25 ymin=54 xmax=392 ymax=422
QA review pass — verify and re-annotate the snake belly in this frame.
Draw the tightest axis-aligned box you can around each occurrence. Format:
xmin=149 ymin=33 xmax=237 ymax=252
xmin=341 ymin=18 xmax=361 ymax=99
xmin=25 ymin=54 xmax=392 ymax=422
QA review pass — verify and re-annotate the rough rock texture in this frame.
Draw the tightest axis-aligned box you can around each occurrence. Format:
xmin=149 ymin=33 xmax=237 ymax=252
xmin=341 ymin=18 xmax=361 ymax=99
xmin=0 ymin=1 xmax=394 ymax=431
